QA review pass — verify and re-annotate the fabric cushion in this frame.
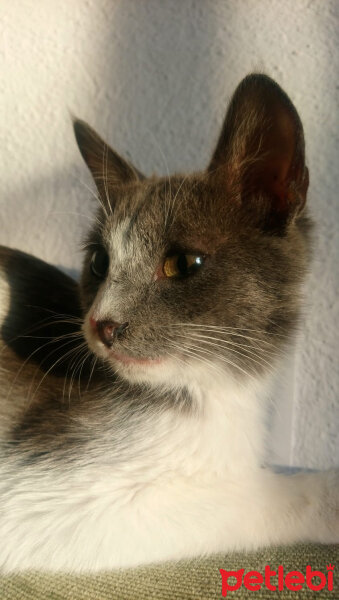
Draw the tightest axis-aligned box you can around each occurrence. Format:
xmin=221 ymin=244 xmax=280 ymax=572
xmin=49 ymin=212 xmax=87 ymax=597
xmin=1 ymin=544 xmax=337 ymax=599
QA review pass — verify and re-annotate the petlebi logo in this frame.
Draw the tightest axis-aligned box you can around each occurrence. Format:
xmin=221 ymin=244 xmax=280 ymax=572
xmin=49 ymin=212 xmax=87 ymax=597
xmin=219 ymin=563 xmax=335 ymax=596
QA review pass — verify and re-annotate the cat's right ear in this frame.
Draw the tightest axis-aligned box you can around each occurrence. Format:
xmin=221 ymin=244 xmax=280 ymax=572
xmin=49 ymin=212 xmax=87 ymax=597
xmin=73 ymin=119 xmax=144 ymax=197
xmin=208 ymin=74 xmax=309 ymax=233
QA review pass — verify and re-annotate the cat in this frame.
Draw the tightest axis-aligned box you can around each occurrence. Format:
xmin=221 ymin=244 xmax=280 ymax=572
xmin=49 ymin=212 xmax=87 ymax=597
xmin=0 ymin=74 xmax=338 ymax=572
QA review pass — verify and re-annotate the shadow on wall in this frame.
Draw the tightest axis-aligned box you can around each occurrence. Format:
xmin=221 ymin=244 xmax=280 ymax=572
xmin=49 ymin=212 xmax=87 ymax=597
xmin=2 ymin=2 xmax=239 ymax=263
xmin=0 ymin=162 xmax=95 ymax=273
xmin=83 ymin=1 xmax=240 ymax=176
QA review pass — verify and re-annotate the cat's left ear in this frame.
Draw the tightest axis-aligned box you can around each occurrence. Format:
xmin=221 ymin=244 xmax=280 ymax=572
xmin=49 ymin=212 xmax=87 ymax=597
xmin=73 ymin=119 xmax=144 ymax=197
xmin=208 ymin=74 xmax=309 ymax=232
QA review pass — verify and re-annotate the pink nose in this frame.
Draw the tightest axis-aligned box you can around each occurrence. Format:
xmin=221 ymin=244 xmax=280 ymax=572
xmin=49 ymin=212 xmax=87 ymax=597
xmin=91 ymin=318 xmax=129 ymax=347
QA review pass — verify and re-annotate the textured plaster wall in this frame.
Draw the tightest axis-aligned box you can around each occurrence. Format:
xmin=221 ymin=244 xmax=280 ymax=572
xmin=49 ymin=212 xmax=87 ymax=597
xmin=0 ymin=0 xmax=338 ymax=468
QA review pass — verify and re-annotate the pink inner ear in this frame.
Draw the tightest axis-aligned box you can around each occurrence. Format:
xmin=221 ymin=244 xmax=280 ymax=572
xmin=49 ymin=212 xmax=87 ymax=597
xmin=254 ymin=107 xmax=303 ymax=211
xmin=209 ymin=75 xmax=308 ymax=224
xmin=262 ymin=156 xmax=293 ymax=212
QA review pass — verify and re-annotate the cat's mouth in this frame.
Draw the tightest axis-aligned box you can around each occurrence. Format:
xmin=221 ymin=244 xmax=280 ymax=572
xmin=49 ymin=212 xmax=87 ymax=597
xmin=109 ymin=350 xmax=163 ymax=367
xmin=83 ymin=317 xmax=165 ymax=369
xmin=90 ymin=335 xmax=165 ymax=368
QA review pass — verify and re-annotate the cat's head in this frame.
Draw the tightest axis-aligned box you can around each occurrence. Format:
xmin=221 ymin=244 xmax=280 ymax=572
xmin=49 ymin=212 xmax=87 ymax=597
xmin=74 ymin=74 xmax=310 ymax=389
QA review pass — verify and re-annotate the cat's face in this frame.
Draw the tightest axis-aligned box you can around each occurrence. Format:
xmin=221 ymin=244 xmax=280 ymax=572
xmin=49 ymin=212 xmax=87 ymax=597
xmin=76 ymin=74 xmax=310 ymax=388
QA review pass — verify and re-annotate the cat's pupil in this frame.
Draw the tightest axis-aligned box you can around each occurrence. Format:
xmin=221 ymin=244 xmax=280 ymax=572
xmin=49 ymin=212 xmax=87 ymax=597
xmin=177 ymin=254 xmax=188 ymax=275
xmin=90 ymin=248 xmax=109 ymax=279
xmin=163 ymin=253 xmax=204 ymax=278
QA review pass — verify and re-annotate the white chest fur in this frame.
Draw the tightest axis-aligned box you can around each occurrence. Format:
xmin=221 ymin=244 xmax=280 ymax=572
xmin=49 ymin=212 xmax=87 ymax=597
xmin=1 ymin=371 xmax=338 ymax=572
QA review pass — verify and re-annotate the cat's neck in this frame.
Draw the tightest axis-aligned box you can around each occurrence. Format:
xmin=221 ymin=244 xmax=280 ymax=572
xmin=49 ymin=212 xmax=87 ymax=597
xmin=123 ymin=371 xmax=271 ymax=479
xmin=186 ymin=374 xmax=269 ymax=472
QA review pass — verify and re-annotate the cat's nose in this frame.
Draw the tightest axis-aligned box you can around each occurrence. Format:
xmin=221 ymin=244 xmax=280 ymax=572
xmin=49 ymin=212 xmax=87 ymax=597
xmin=95 ymin=320 xmax=129 ymax=347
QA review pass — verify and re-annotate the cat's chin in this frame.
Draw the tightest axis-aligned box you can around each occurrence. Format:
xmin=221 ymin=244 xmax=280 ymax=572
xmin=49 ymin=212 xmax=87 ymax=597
xmin=105 ymin=350 xmax=239 ymax=391
xmin=85 ymin=334 xmax=186 ymax=387
xmin=108 ymin=358 xmax=174 ymax=386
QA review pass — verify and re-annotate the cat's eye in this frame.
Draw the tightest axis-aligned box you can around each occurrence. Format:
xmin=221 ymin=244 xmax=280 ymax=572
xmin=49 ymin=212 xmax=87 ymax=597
xmin=163 ymin=254 xmax=204 ymax=279
xmin=90 ymin=248 xmax=109 ymax=279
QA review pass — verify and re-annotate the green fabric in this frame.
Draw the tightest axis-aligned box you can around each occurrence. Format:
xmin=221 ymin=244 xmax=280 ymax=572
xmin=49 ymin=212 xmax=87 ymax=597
xmin=0 ymin=545 xmax=337 ymax=600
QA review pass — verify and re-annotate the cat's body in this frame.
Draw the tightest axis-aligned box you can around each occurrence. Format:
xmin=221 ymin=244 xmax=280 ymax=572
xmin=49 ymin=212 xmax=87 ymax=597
xmin=0 ymin=74 xmax=338 ymax=572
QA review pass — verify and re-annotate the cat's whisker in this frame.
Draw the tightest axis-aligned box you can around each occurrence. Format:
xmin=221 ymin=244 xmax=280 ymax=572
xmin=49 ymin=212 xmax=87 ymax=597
xmin=71 ymin=347 xmax=91 ymax=402
xmin=103 ymin=143 xmax=113 ymax=217
xmin=62 ymin=344 xmax=90 ymax=405
xmin=165 ymin=334 xmax=260 ymax=381
xmin=171 ymin=326 xmax=275 ymax=348
xmin=28 ymin=341 xmax=89 ymax=406
xmin=82 ymin=174 xmax=110 ymax=220
xmin=6 ymin=333 xmax=82 ymax=403
xmin=166 ymin=322 xmax=281 ymax=335
xmin=163 ymin=166 xmax=172 ymax=233
xmin=163 ymin=182 xmax=173 ymax=234
xmin=65 ymin=347 xmax=92 ymax=406
xmin=58 ymin=209 xmax=104 ymax=231
xmin=0 ymin=312 xmax=84 ymax=363
xmin=166 ymin=324 xmax=289 ymax=382
xmin=77 ymin=178 xmax=103 ymax=206
xmin=164 ymin=322 xmax=287 ymax=344
xmin=184 ymin=334 xmax=276 ymax=372
xmin=146 ymin=129 xmax=173 ymax=232
xmin=183 ymin=342 xmax=259 ymax=381
xmin=172 ymin=332 xmax=276 ymax=370
xmin=24 ymin=306 xmax=83 ymax=322
xmin=49 ymin=211 xmax=101 ymax=224
xmin=86 ymin=355 xmax=98 ymax=392
xmin=26 ymin=335 xmax=88 ymax=396
xmin=179 ymin=330 xmax=277 ymax=358
xmin=167 ymin=174 xmax=190 ymax=230
xmin=165 ymin=330 xmax=277 ymax=355
xmin=164 ymin=336 xmax=223 ymax=372
xmin=78 ymin=350 xmax=92 ymax=393
xmin=13 ymin=320 xmax=83 ymax=343
xmin=62 ymin=355 xmax=74 ymax=404
xmin=165 ymin=340 xmax=231 ymax=382
xmin=20 ymin=331 xmax=84 ymax=341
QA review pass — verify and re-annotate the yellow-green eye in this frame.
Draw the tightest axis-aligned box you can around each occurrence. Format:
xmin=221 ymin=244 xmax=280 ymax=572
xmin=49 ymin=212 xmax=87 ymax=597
xmin=163 ymin=254 xmax=204 ymax=278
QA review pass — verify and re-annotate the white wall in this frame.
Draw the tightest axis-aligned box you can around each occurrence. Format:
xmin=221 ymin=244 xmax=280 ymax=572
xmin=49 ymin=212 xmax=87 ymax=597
xmin=0 ymin=0 xmax=338 ymax=469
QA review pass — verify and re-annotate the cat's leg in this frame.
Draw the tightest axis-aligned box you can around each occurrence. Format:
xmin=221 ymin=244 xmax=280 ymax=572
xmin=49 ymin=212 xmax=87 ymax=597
xmin=0 ymin=465 xmax=337 ymax=572
xmin=87 ymin=467 xmax=339 ymax=568
xmin=185 ymin=468 xmax=339 ymax=551
xmin=236 ymin=468 xmax=339 ymax=547
xmin=127 ymin=467 xmax=339 ymax=564
xmin=132 ymin=467 xmax=339 ymax=564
